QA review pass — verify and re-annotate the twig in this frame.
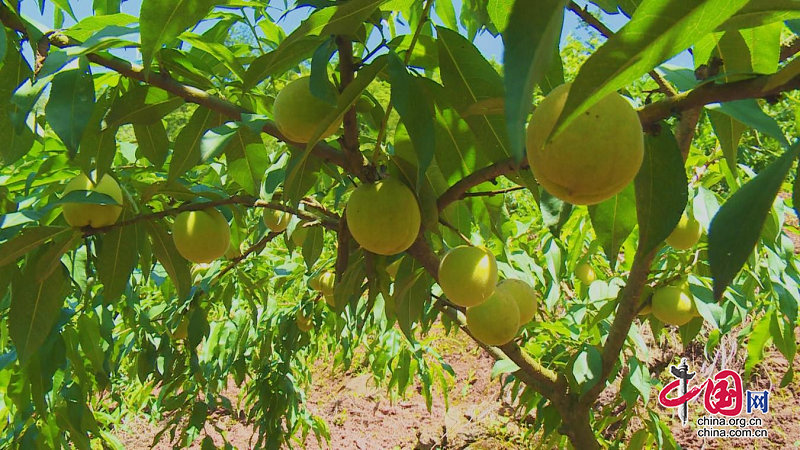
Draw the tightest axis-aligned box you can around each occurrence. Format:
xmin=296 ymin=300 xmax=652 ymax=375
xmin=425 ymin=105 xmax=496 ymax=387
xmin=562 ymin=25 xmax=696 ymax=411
xmin=438 ymin=218 xmax=471 ymax=245
xmin=81 ymin=196 xmax=338 ymax=237
xmin=566 ymin=1 xmax=678 ymax=97
xmin=437 ymin=159 xmax=529 ymax=211
xmin=215 ymin=231 xmax=282 ymax=281
xmin=461 ymin=186 xmax=525 ymax=199
xmin=0 ymin=4 xmax=364 ymax=178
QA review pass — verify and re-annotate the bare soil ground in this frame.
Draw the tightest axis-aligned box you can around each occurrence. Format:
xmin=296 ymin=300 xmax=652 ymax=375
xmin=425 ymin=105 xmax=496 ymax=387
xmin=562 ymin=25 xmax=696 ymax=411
xmin=116 ymin=322 xmax=800 ymax=449
xmin=117 ymin=327 xmax=531 ymax=449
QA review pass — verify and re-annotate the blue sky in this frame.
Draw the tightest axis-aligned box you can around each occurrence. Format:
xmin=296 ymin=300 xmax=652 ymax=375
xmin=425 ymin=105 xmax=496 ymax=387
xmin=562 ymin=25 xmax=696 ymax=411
xmin=19 ymin=0 xmax=693 ymax=69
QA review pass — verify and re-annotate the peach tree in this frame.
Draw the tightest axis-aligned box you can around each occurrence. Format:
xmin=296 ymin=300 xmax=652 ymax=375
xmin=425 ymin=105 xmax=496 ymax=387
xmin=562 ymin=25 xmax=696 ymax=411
xmin=0 ymin=0 xmax=799 ymax=448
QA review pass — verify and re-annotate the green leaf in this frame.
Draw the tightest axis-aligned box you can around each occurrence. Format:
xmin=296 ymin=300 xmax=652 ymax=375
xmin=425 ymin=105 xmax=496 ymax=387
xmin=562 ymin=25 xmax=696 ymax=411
xmin=387 ymin=52 xmax=436 ymax=189
xmin=552 ymin=0 xmax=749 ymax=137
xmin=168 ymin=107 xmax=224 ymax=181
xmin=53 ymin=190 xmax=121 ymax=206
xmin=434 ymin=0 xmax=457 ymax=30
xmin=394 ymin=259 xmax=429 ymax=340
xmin=540 ymin=189 xmax=573 ymax=235
xmin=105 ymin=84 xmax=184 ymax=128
xmin=134 ymin=121 xmax=169 ymax=168
xmin=34 ymin=229 xmax=81 ymax=282
xmin=718 ymin=0 xmax=800 ymax=30
xmin=0 ymin=35 xmax=34 ymax=165
xmin=243 ymin=38 xmax=323 ymax=91
xmin=44 ymin=63 xmax=96 ymax=158
xmin=10 ymin=251 xmax=69 ymax=363
xmin=226 ymin=125 xmax=269 ymax=196
xmin=63 ymin=13 xmax=137 ymax=41
xmin=634 ymin=129 xmax=689 ymax=256
xmin=745 ymin=311 xmax=773 ymax=379
xmin=77 ymin=314 xmax=105 ymax=371
xmin=0 ymin=227 xmax=73 ymax=266
xmin=244 ymin=0 xmax=386 ymax=90
xmin=437 ymin=27 xmax=513 ymax=163
xmin=709 ymin=99 xmax=789 ymax=148
xmin=139 ymin=0 xmax=226 ymax=72
xmin=503 ymin=0 xmax=567 ymax=163
xmin=97 ymin=214 xmax=139 ymax=302
xmin=487 ymin=0 xmax=513 ymax=31
xmin=588 ymin=184 xmax=636 ymax=269
xmin=709 ymin=142 xmax=799 ymax=299
xmin=490 ymin=359 xmax=520 ymax=380
xmin=179 ymin=32 xmax=247 ymax=81
xmin=708 ymin=110 xmax=745 ymax=177
xmin=50 ymin=0 xmax=77 ymax=21
xmin=144 ymin=219 xmax=191 ymax=300
xmin=200 ymin=122 xmax=240 ymax=163
xmin=301 ymin=226 xmax=324 ymax=270
xmin=309 ymin=38 xmax=338 ymax=106
xmin=573 ymin=345 xmax=602 ymax=395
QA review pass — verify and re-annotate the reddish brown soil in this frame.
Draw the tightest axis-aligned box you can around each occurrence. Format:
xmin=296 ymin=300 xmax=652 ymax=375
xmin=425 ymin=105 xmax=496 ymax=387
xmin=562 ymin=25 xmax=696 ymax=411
xmin=117 ymin=326 xmax=530 ymax=449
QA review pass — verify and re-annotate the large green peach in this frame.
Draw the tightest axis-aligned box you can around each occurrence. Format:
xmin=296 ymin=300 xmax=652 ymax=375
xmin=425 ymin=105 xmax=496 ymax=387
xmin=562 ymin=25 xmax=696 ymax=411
xmin=62 ymin=173 xmax=124 ymax=228
xmin=575 ymin=263 xmax=596 ymax=285
xmin=273 ymin=76 xmax=342 ymax=143
xmin=466 ymin=289 xmax=520 ymax=346
xmin=438 ymin=246 xmax=498 ymax=307
xmin=651 ymin=284 xmax=697 ymax=326
xmin=496 ymin=279 xmax=537 ymax=325
xmin=291 ymin=224 xmax=309 ymax=246
xmin=296 ymin=310 xmax=314 ymax=332
xmin=317 ymin=271 xmax=335 ymax=297
xmin=526 ymin=83 xmax=644 ymax=205
xmin=666 ymin=213 xmax=702 ymax=250
xmin=264 ymin=209 xmax=291 ymax=232
xmin=172 ymin=209 xmax=231 ymax=264
xmin=346 ymin=178 xmax=421 ymax=255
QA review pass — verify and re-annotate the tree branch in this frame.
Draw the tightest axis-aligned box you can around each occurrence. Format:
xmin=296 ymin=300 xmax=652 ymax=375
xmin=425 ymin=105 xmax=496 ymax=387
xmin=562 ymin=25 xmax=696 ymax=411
xmin=0 ymin=4 xmax=367 ymax=178
xmin=215 ymin=231 xmax=282 ymax=281
xmin=437 ymin=158 xmax=529 ymax=211
xmin=637 ymin=73 xmax=800 ymax=125
xmin=461 ymin=186 xmax=525 ymax=198
xmin=336 ymin=37 xmax=360 ymax=155
xmin=81 ymin=196 xmax=338 ymax=237
xmin=580 ymin=248 xmax=656 ymax=406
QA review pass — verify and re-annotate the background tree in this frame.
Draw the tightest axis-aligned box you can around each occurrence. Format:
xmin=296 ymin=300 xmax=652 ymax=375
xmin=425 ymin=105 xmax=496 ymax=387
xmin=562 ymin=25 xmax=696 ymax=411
xmin=0 ymin=0 xmax=799 ymax=448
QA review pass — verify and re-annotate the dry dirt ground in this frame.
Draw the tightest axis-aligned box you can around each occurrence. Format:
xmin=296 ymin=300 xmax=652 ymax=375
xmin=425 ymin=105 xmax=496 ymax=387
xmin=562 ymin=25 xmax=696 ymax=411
xmin=117 ymin=327 xmax=530 ymax=449
xmin=115 ymin=323 xmax=800 ymax=449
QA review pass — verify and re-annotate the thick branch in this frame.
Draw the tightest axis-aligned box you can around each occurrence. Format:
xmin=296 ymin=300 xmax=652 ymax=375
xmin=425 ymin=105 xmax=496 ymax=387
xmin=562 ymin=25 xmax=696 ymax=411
xmin=82 ymin=196 xmax=338 ymax=237
xmin=437 ymin=158 xmax=528 ymax=211
xmin=637 ymin=73 xmax=800 ymax=125
xmin=781 ymin=35 xmax=800 ymax=61
xmin=336 ymin=37 xmax=360 ymax=155
xmin=567 ymin=1 xmax=678 ymax=97
xmin=580 ymin=248 xmax=656 ymax=406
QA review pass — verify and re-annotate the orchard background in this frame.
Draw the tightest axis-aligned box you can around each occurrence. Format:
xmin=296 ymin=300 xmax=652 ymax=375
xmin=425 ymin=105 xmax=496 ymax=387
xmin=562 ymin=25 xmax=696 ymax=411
xmin=0 ymin=0 xmax=799 ymax=448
